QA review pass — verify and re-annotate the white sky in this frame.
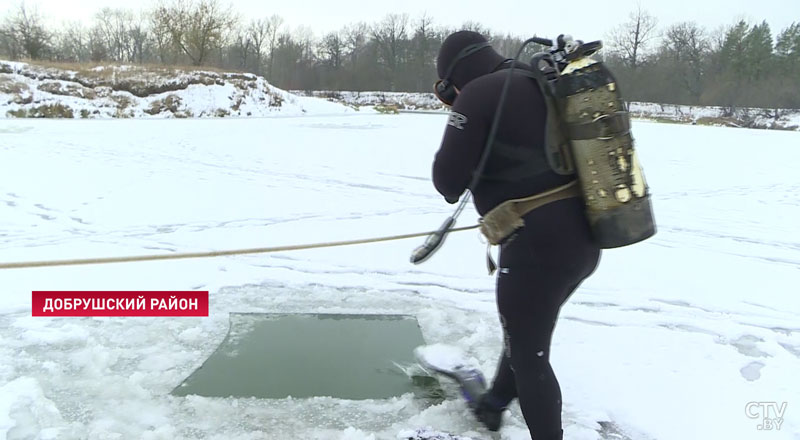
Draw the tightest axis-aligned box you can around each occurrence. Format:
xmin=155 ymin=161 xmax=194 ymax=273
xmin=8 ymin=0 xmax=800 ymax=41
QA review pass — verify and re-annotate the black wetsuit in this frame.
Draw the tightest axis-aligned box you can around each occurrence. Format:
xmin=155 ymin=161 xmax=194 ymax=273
xmin=432 ymin=68 xmax=601 ymax=440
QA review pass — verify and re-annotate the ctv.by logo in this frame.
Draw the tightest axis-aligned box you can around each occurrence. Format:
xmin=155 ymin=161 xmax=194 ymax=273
xmin=746 ymin=402 xmax=787 ymax=430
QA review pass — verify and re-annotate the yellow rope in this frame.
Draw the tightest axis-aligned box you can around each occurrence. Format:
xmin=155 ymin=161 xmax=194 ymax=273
xmin=0 ymin=224 xmax=480 ymax=270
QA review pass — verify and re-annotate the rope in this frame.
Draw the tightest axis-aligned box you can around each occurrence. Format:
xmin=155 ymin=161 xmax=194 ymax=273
xmin=0 ymin=224 xmax=481 ymax=270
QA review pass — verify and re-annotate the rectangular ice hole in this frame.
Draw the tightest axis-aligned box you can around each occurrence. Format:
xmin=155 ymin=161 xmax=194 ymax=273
xmin=173 ymin=313 xmax=433 ymax=399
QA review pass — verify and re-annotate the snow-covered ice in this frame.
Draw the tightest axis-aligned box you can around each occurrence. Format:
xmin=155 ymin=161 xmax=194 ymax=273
xmin=0 ymin=114 xmax=799 ymax=440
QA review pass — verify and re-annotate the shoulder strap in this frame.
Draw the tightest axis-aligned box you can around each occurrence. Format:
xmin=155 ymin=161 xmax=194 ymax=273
xmin=475 ymin=66 xmax=575 ymax=183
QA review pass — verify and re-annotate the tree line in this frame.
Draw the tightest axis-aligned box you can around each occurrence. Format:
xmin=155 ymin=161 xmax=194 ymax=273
xmin=1 ymin=0 xmax=798 ymax=108
xmin=604 ymin=6 xmax=800 ymax=109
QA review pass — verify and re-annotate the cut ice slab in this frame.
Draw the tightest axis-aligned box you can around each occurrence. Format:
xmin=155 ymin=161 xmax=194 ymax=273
xmin=172 ymin=313 xmax=440 ymax=399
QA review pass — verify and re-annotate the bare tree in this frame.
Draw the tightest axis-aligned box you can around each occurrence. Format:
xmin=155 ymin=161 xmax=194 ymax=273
xmin=55 ymin=21 xmax=88 ymax=62
xmin=247 ymin=18 xmax=270 ymax=74
xmin=607 ymin=4 xmax=658 ymax=69
xmin=88 ymin=26 xmax=108 ymax=61
xmin=372 ymin=13 xmax=408 ymax=71
xmin=410 ymin=14 xmax=438 ymax=89
xmin=342 ymin=22 xmax=368 ymax=68
xmin=3 ymin=2 xmax=52 ymax=59
xmin=664 ymin=22 xmax=708 ymax=56
xmin=663 ymin=22 xmax=709 ymax=98
xmin=265 ymin=14 xmax=284 ymax=78
xmin=128 ymin=12 xmax=149 ymax=63
xmin=232 ymin=29 xmax=251 ymax=68
xmin=158 ymin=0 xmax=237 ymax=66
xmin=294 ymin=25 xmax=315 ymax=61
xmin=411 ymin=14 xmax=435 ymax=64
xmin=94 ymin=8 xmax=135 ymax=62
xmin=320 ymin=31 xmax=343 ymax=69
xmin=149 ymin=3 xmax=175 ymax=63
xmin=269 ymin=31 xmax=304 ymax=88
xmin=0 ymin=26 xmax=16 ymax=59
xmin=460 ymin=21 xmax=491 ymax=38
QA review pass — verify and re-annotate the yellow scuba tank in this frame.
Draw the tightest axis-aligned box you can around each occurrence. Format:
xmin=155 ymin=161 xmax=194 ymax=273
xmin=547 ymin=39 xmax=656 ymax=248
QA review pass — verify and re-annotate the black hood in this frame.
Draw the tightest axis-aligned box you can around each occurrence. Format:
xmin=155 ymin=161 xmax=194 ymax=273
xmin=436 ymin=31 xmax=507 ymax=90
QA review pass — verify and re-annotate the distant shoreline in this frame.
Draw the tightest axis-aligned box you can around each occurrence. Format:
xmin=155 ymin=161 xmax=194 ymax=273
xmin=2 ymin=59 xmax=798 ymax=131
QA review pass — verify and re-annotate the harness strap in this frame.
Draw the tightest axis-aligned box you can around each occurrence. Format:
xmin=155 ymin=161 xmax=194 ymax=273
xmin=508 ymin=179 xmax=581 ymax=215
xmin=479 ymin=180 xmax=582 ymax=246
xmin=568 ymin=111 xmax=631 ymax=140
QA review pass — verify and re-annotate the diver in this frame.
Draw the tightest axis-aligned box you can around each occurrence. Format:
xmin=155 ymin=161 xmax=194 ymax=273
xmin=431 ymin=30 xmax=602 ymax=440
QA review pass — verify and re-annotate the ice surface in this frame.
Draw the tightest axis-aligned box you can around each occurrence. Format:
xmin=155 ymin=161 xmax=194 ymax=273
xmin=0 ymin=115 xmax=799 ymax=440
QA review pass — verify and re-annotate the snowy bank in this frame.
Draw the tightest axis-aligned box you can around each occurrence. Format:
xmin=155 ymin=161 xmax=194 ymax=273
xmin=294 ymin=90 xmax=800 ymax=131
xmin=0 ymin=60 xmax=357 ymax=118
xmin=628 ymin=101 xmax=800 ymax=131
xmin=292 ymin=90 xmax=448 ymax=113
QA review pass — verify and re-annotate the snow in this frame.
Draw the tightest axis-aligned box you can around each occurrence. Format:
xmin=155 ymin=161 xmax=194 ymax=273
xmin=0 ymin=115 xmax=799 ymax=440
xmin=627 ymin=102 xmax=800 ymax=130
xmin=293 ymin=91 xmax=448 ymax=112
xmin=415 ymin=344 xmax=481 ymax=373
xmin=294 ymin=90 xmax=800 ymax=131
xmin=0 ymin=60 xmax=362 ymax=119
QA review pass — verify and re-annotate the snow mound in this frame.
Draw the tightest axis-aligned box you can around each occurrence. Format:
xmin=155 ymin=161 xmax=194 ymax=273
xmin=0 ymin=60 xmax=359 ymax=119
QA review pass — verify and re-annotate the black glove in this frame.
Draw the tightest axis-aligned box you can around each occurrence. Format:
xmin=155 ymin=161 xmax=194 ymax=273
xmin=445 ymin=195 xmax=459 ymax=204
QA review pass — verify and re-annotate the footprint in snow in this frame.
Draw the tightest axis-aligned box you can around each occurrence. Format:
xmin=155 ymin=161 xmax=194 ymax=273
xmin=729 ymin=335 xmax=770 ymax=358
xmin=740 ymin=361 xmax=765 ymax=381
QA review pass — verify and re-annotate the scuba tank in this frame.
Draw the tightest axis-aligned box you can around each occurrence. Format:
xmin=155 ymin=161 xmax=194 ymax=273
xmin=537 ymin=36 xmax=656 ymax=248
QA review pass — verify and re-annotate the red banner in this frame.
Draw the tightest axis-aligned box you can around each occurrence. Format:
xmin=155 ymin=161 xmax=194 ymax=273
xmin=32 ymin=291 xmax=209 ymax=317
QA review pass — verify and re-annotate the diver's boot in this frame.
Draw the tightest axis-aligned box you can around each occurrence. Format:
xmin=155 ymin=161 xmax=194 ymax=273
xmin=471 ymin=393 xmax=506 ymax=432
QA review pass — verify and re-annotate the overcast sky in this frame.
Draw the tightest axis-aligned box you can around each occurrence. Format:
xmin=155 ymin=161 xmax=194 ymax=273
xmin=9 ymin=0 xmax=800 ymax=41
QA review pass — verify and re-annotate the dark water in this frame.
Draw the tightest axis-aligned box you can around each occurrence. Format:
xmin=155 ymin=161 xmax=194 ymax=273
xmin=173 ymin=313 xmax=438 ymax=399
